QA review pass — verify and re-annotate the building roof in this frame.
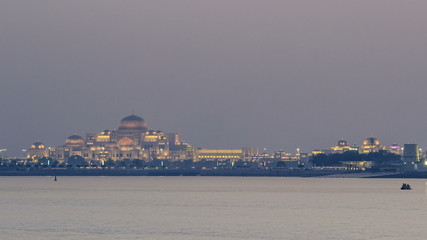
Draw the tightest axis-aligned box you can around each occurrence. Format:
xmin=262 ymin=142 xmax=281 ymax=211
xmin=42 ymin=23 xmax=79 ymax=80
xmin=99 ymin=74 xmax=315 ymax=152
xmin=119 ymin=114 xmax=147 ymax=131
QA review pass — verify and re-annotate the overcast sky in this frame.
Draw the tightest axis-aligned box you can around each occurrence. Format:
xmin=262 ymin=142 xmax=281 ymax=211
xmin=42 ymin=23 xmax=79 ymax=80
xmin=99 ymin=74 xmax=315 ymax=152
xmin=1 ymin=0 xmax=427 ymax=156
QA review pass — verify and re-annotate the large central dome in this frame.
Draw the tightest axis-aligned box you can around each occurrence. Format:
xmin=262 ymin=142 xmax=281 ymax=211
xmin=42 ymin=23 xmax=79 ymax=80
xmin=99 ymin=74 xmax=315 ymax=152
xmin=119 ymin=114 xmax=148 ymax=131
xmin=66 ymin=135 xmax=85 ymax=147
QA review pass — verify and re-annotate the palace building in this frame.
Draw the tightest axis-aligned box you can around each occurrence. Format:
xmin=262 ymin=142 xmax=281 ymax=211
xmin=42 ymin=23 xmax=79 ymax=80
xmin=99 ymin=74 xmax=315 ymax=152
xmin=28 ymin=114 xmax=195 ymax=163
xmin=359 ymin=137 xmax=386 ymax=154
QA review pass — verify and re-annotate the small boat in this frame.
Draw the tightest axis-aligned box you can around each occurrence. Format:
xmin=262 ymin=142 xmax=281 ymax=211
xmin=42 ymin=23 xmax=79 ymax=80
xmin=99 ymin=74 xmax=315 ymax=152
xmin=401 ymin=183 xmax=411 ymax=190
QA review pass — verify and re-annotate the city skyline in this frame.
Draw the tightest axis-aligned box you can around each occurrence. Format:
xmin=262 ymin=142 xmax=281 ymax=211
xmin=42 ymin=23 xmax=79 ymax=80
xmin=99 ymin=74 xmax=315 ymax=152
xmin=16 ymin=113 xmax=422 ymax=159
xmin=1 ymin=1 xmax=427 ymax=156
xmin=2 ymin=2 xmax=427 ymax=240
xmin=0 ymin=111 xmax=423 ymax=157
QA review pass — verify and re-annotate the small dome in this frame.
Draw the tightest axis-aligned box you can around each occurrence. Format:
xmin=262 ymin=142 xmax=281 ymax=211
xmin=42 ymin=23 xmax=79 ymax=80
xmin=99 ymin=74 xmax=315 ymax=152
xmin=67 ymin=135 xmax=83 ymax=140
xmin=66 ymin=135 xmax=85 ymax=147
xmin=31 ymin=142 xmax=46 ymax=149
xmin=337 ymin=139 xmax=348 ymax=147
xmin=363 ymin=137 xmax=380 ymax=146
xmin=119 ymin=114 xmax=147 ymax=131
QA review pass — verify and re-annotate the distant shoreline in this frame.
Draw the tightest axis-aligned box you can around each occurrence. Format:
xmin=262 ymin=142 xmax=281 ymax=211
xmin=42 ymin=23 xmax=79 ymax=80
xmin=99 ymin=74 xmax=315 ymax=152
xmin=0 ymin=168 xmax=350 ymax=177
xmin=0 ymin=169 xmax=425 ymax=178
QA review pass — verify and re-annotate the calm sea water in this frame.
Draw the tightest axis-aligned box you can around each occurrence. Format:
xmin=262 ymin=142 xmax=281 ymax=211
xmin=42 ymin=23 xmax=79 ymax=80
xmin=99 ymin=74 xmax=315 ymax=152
xmin=1 ymin=176 xmax=426 ymax=240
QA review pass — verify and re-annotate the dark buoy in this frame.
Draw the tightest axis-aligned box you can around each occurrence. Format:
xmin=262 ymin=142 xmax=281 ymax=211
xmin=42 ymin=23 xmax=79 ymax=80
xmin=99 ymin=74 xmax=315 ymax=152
xmin=54 ymin=176 xmax=57 ymax=181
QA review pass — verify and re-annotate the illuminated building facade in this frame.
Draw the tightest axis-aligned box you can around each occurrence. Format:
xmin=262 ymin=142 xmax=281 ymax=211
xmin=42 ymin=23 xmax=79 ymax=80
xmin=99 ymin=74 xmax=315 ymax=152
xmin=274 ymin=151 xmax=299 ymax=161
xmin=331 ymin=139 xmax=353 ymax=153
xmin=196 ymin=147 xmax=259 ymax=161
xmin=341 ymin=160 xmax=373 ymax=170
xmin=389 ymin=143 xmax=403 ymax=156
xmin=26 ymin=142 xmax=50 ymax=160
xmin=311 ymin=149 xmax=325 ymax=156
xmin=34 ymin=114 xmax=195 ymax=163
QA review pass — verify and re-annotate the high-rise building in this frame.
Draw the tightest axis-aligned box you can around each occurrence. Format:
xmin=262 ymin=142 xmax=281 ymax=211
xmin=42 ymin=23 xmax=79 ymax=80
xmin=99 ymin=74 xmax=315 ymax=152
xmin=402 ymin=144 xmax=420 ymax=164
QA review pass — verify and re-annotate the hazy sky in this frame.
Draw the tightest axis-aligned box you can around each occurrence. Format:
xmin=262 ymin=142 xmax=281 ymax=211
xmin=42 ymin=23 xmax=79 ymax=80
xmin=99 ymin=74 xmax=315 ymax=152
xmin=1 ymin=1 xmax=427 ymax=156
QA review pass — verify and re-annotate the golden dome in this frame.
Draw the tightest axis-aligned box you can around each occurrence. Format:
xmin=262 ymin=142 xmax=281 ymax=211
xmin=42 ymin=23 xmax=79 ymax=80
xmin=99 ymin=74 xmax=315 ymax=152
xmin=66 ymin=135 xmax=85 ymax=147
xmin=363 ymin=137 xmax=380 ymax=146
xmin=119 ymin=115 xmax=148 ymax=131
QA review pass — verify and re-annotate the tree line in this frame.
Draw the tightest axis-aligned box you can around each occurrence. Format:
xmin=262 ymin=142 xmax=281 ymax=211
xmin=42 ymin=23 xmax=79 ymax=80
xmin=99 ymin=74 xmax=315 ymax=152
xmin=310 ymin=150 xmax=402 ymax=167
